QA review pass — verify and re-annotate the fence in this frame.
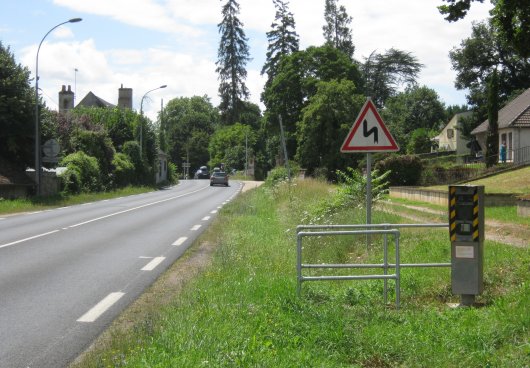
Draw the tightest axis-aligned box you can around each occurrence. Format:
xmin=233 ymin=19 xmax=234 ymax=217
xmin=296 ymin=223 xmax=450 ymax=309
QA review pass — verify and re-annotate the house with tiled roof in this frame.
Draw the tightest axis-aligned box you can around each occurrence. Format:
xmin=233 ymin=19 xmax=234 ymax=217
xmin=471 ymin=87 xmax=530 ymax=164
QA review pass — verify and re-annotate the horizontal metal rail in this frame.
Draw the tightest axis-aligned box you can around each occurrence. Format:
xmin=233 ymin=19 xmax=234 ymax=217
xmin=296 ymin=223 xmax=452 ymax=308
xmin=297 ymin=229 xmax=401 ymax=308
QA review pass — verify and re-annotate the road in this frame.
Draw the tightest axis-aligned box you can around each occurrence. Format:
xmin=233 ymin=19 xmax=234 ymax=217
xmin=0 ymin=180 xmax=241 ymax=368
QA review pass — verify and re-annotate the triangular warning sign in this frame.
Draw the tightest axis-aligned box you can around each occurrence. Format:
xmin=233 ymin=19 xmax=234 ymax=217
xmin=341 ymin=99 xmax=399 ymax=153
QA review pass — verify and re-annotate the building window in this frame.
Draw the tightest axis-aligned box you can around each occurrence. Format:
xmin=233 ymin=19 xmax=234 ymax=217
xmin=447 ymin=129 xmax=454 ymax=139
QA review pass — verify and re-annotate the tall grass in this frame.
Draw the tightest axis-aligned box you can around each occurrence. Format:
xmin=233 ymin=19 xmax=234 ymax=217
xmin=73 ymin=179 xmax=530 ymax=368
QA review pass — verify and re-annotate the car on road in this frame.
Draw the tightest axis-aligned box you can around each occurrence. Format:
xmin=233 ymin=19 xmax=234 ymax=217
xmin=210 ymin=171 xmax=229 ymax=186
xmin=194 ymin=166 xmax=210 ymax=179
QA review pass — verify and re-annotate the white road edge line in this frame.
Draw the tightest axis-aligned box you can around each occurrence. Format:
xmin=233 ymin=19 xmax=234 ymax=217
xmin=77 ymin=292 xmax=125 ymax=323
xmin=0 ymin=230 xmax=60 ymax=249
xmin=190 ymin=225 xmax=201 ymax=231
xmin=172 ymin=237 xmax=188 ymax=246
xmin=202 ymin=216 xmax=211 ymax=221
xmin=210 ymin=210 xmax=218 ymax=214
xmin=141 ymin=256 xmax=166 ymax=271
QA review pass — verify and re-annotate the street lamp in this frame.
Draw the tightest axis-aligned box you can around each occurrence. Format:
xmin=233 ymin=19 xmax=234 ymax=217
xmin=35 ymin=18 xmax=82 ymax=195
xmin=139 ymin=85 xmax=167 ymax=156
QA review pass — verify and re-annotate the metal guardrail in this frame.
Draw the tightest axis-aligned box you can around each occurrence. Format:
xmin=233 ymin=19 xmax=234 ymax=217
xmin=296 ymin=223 xmax=450 ymax=309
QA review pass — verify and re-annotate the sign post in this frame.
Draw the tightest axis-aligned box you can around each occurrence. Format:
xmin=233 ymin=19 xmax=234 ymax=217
xmin=341 ymin=98 xmax=399 ymax=244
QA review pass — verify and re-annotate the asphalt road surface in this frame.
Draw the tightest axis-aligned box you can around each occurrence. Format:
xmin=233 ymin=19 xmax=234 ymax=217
xmin=0 ymin=180 xmax=241 ymax=368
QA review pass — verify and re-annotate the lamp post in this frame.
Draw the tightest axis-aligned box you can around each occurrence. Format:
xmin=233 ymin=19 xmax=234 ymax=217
xmin=139 ymin=85 xmax=167 ymax=156
xmin=35 ymin=18 xmax=82 ymax=195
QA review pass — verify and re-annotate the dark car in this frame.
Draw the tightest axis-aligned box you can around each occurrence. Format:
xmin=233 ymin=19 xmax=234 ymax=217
xmin=194 ymin=166 xmax=210 ymax=179
xmin=210 ymin=171 xmax=229 ymax=186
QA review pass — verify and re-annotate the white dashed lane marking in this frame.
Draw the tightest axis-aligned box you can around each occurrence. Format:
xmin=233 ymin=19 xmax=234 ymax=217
xmin=141 ymin=257 xmax=165 ymax=271
xmin=172 ymin=237 xmax=188 ymax=246
xmin=190 ymin=225 xmax=201 ymax=231
xmin=77 ymin=292 xmax=125 ymax=323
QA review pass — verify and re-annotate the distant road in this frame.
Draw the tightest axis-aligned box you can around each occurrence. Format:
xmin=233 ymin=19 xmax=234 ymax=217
xmin=0 ymin=180 xmax=241 ymax=368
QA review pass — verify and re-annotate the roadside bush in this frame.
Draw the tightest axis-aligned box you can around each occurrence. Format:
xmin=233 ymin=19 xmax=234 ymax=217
xmin=111 ymin=152 xmax=135 ymax=188
xmin=70 ymin=129 xmax=115 ymax=184
xmin=265 ymin=166 xmax=290 ymax=186
xmin=375 ymin=154 xmax=422 ymax=186
xmin=166 ymin=161 xmax=178 ymax=184
xmin=60 ymin=167 xmax=82 ymax=194
xmin=59 ymin=151 xmax=101 ymax=193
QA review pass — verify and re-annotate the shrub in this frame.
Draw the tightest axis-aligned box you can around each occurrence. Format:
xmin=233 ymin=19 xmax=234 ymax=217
xmin=265 ymin=166 xmax=290 ymax=186
xmin=374 ymin=155 xmax=423 ymax=186
xmin=111 ymin=152 xmax=135 ymax=188
xmin=60 ymin=167 xmax=82 ymax=194
xmin=59 ymin=151 xmax=101 ymax=193
xmin=166 ymin=161 xmax=178 ymax=184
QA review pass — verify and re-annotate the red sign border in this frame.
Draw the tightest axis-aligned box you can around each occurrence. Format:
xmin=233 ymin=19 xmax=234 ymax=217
xmin=340 ymin=99 xmax=399 ymax=153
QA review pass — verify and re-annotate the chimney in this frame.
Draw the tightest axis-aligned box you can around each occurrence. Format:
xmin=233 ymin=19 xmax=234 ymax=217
xmin=58 ymin=84 xmax=74 ymax=113
xmin=118 ymin=84 xmax=133 ymax=109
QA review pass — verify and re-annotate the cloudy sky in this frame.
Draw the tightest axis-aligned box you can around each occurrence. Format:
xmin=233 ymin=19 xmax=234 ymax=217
xmin=1 ymin=0 xmax=492 ymax=120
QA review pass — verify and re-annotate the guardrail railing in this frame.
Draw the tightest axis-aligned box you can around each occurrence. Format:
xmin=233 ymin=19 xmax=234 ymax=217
xmin=296 ymin=223 xmax=450 ymax=309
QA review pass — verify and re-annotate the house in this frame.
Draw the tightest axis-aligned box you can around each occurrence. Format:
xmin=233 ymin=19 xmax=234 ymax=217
xmin=433 ymin=112 xmax=472 ymax=155
xmin=58 ymin=84 xmax=132 ymax=113
xmin=471 ymin=87 xmax=530 ymax=163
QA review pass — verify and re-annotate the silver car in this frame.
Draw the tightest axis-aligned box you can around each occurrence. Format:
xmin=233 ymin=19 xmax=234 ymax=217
xmin=210 ymin=172 xmax=229 ymax=186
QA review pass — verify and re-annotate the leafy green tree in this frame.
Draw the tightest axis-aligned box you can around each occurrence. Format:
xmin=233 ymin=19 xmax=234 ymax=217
xmin=406 ymin=128 xmax=435 ymax=154
xmin=216 ymin=0 xmax=251 ymax=125
xmin=382 ymin=85 xmax=446 ymax=150
xmin=209 ymin=123 xmax=255 ymax=171
xmin=0 ymin=42 xmax=35 ymax=169
xmin=449 ymin=20 xmax=530 ymax=129
xmin=296 ymin=79 xmax=364 ymax=179
xmin=262 ymin=45 xmax=362 ymax=159
xmin=322 ymin=0 xmax=355 ymax=59
xmin=262 ymin=0 xmax=299 ymax=90
xmin=361 ymin=48 xmax=423 ymax=108
xmin=164 ymin=96 xmax=218 ymax=170
xmin=439 ymin=0 xmax=530 ymax=58
xmin=485 ymin=69 xmax=499 ymax=167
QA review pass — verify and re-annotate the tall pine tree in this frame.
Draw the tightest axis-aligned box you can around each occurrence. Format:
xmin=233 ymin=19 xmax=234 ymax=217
xmin=322 ymin=0 xmax=355 ymax=59
xmin=216 ymin=0 xmax=251 ymax=125
xmin=262 ymin=0 xmax=299 ymax=90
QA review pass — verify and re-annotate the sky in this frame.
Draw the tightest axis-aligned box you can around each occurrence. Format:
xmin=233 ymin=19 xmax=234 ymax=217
xmin=1 ymin=0 xmax=493 ymax=121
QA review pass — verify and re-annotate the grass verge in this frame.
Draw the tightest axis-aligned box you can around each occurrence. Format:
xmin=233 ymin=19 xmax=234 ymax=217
xmin=72 ymin=179 xmax=530 ymax=368
xmin=0 ymin=186 xmax=156 ymax=215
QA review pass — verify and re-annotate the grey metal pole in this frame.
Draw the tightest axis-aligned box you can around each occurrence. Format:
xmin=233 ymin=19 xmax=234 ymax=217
xmin=34 ymin=18 xmax=82 ymax=195
xmin=140 ymin=85 xmax=167 ymax=157
xmin=278 ymin=115 xmax=291 ymax=180
xmin=366 ymin=152 xmax=372 ymax=248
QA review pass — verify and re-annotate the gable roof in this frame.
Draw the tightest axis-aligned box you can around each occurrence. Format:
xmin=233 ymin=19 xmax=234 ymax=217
xmin=471 ymin=87 xmax=530 ymax=134
xmin=76 ymin=91 xmax=115 ymax=108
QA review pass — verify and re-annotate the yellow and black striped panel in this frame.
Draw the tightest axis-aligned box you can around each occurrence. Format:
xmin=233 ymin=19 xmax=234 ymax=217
xmin=449 ymin=186 xmax=456 ymax=241
xmin=473 ymin=188 xmax=479 ymax=241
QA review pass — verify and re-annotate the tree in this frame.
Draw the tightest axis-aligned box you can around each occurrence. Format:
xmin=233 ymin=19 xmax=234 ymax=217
xmin=322 ymin=0 xmax=355 ymax=59
xmin=438 ymin=0 xmax=530 ymax=58
xmin=361 ymin=48 xmax=423 ymax=108
xmin=406 ymin=128 xmax=435 ymax=154
xmin=208 ymin=123 xmax=255 ymax=171
xmin=262 ymin=0 xmax=299 ymax=91
xmin=485 ymin=69 xmax=499 ymax=167
xmin=164 ymin=96 xmax=218 ymax=171
xmin=0 ymin=42 xmax=35 ymax=169
xmin=449 ymin=20 xmax=530 ymax=130
xmin=216 ymin=0 xmax=251 ymax=125
xmin=262 ymin=45 xmax=362 ymax=159
xmin=296 ymin=79 xmax=364 ymax=179
xmin=382 ymin=85 xmax=446 ymax=150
